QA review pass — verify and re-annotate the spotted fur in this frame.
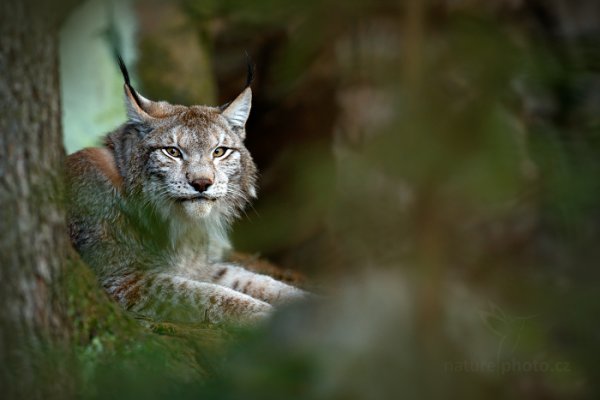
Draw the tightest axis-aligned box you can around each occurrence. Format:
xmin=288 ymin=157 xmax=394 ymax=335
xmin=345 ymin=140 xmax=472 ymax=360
xmin=66 ymin=63 xmax=305 ymax=325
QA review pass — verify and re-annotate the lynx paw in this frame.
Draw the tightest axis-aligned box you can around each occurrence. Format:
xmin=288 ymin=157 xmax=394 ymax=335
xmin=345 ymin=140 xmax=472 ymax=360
xmin=239 ymin=302 xmax=274 ymax=325
xmin=274 ymin=286 xmax=311 ymax=306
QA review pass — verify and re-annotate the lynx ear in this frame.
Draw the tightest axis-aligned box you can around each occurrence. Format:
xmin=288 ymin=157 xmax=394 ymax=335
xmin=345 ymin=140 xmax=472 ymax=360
xmin=123 ymin=85 xmax=156 ymax=124
xmin=118 ymin=56 xmax=156 ymax=124
xmin=222 ymin=87 xmax=252 ymax=133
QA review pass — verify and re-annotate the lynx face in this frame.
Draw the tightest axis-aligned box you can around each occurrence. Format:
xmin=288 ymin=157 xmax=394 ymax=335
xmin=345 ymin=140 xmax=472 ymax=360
xmin=140 ymin=107 xmax=256 ymax=220
xmin=110 ymin=81 xmax=256 ymax=223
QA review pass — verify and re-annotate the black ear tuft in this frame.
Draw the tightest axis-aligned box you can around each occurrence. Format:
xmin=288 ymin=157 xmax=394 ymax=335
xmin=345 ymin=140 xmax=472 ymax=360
xmin=244 ymin=51 xmax=255 ymax=88
xmin=116 ymin=54 xmax=143 ymax=108
xmin=218 ymin=54 xmax=253 ymax=112
xmin=117 ymin=55 xmax=132 ymax=87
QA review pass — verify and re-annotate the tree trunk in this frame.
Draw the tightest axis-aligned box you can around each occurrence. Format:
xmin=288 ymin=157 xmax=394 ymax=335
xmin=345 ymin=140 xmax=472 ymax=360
xmin=0 ymin=1 xmax=76 ymax=398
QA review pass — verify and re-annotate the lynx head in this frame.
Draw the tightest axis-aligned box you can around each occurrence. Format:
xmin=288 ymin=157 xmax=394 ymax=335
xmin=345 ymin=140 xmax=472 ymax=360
xmin=108 ymin=58 xmax=257 ymax=225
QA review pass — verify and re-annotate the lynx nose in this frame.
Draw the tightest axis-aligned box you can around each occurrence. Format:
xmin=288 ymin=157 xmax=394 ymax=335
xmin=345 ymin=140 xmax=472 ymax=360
xmin=190 ymin=178 xmax=213 ymax=193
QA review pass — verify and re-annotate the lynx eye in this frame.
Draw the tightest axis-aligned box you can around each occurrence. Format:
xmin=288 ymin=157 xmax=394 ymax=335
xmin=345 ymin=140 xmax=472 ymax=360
xmin=162 ymin=147 xmax=182 ymax=158
xmin=213 ymin=147 xmax=227 ymax=158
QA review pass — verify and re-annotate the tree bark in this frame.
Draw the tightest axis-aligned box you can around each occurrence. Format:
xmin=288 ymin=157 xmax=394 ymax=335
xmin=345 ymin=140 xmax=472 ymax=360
xmin=0 ymin=1 xmax=76 ymax=398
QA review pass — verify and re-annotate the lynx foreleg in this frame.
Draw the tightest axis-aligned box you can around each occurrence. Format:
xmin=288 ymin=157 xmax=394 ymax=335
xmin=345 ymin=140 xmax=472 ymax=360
xmin=105 ymin=272 xmax=272 ymax=324
xmin=209 ymin=264 xmax=307 ymax=305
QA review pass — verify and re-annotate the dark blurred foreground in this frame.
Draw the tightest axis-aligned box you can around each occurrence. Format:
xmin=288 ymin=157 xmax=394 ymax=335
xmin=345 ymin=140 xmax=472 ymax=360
xmin=2 ymin=0 xmax=600 ymax=399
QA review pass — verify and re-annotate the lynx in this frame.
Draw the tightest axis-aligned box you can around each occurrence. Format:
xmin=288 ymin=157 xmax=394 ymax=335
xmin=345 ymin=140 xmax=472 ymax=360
xmin=66 ymin=58 xmax=306 ymax=325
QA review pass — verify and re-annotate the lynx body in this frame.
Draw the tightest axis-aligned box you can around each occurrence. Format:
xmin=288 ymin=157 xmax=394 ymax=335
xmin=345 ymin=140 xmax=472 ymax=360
xmin=66 ymin=61 xmax=304 ymax=324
